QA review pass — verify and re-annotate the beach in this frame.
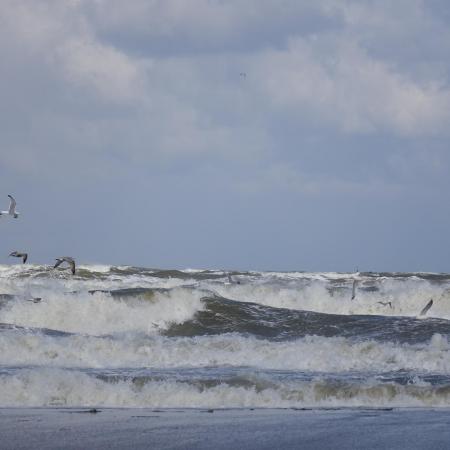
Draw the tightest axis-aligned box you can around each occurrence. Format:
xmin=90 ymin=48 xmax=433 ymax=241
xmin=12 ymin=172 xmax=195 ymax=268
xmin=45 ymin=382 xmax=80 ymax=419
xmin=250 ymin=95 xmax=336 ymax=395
xmin=1 ymin=266 xmax=450 ymax=448
xmin=1 ymin=407 xmax=450 ymax=450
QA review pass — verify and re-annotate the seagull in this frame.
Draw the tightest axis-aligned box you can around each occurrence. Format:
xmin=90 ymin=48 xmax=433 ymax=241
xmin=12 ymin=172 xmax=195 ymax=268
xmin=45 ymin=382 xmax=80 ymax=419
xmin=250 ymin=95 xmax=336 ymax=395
xmin=226 ymin=273 xmax=241 ymax=284
xmin=228 ymin=273 xmax=241 ymax=284
xmin=9 ymin=251 xmax=28 ymax=264
xmin=419 ymin=299 xmax=433 ymax=317
xmin=0 ymin=195 xmax=19 ymax=219
xmin=54 ymin=257 xmax=76 ymax=275
xmin=351 ymin=279 xmax=357 ymax=300
xmin=377 ymin=301 xmax=393 ymax=309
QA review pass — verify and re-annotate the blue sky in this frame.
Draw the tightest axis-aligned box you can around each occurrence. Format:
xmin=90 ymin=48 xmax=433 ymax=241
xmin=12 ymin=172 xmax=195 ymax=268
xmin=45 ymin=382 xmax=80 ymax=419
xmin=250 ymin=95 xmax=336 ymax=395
xmin=1 ymin=0 xmax=450 ymax=272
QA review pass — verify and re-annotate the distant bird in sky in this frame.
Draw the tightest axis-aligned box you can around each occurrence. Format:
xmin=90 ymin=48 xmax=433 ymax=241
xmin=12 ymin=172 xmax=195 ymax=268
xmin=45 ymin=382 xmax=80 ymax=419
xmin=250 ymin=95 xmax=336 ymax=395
xmin=9 ymin=251 xmax=28 ymax=264
xmin=54 ymin=257 xmax=76 ymax=275
xmin=0 ymin=195 xmax=19 ymax=219
xmin=239 ymin=72 xmax=246 ymax=78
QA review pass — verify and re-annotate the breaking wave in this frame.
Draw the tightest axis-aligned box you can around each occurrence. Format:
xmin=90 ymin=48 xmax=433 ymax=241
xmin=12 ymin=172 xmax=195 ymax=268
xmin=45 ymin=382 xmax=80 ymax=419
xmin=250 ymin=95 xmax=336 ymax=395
xmin=1 ymin=264 xmax=450 ymax=408
xmin=1 ymin=368 xmax=450 ymax=408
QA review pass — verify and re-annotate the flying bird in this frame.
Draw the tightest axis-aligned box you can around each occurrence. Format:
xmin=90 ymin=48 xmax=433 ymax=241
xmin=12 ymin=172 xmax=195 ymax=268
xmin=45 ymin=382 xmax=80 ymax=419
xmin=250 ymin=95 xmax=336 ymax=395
xmin=0 ymin=195 xmax=19 ymax=218
xmin=227 ymin=273 xmax=241 ymax=284
xmin=54 ymin=257 xmax=76 ymax=275
xmin=9 ymin=251 xmax=28 ymax=264
xmin=351 ymin=279 xmax=357 ymax=300
xmin=377 ymin=301 xmax=393 ymax=309
xmin=419 ymin=299 xmax=433 ymax=317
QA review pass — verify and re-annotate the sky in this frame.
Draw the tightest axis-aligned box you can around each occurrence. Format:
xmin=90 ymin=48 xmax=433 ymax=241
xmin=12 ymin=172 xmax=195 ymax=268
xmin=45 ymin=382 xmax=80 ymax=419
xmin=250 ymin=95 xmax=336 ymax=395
xmin=1 ymin=0 xmax=450 ymax=272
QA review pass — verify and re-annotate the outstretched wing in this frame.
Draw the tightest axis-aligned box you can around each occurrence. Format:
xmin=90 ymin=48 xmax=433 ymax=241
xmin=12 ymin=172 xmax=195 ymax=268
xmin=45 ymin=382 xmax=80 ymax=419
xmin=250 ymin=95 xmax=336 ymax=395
xmin=54 ymin=258 xmax=63 ymax=269
xmin=7 ymin=195 xmax=16 ymax=215
xmin=419 ymin=299 xmax=433 ymax=316
xmin=22 ymin=253 xmax=28 ymax=264
xmin=351 ymin=279 xmax=357 ymax=300
xmin=68 ymin=259 xmax=76 ymax=275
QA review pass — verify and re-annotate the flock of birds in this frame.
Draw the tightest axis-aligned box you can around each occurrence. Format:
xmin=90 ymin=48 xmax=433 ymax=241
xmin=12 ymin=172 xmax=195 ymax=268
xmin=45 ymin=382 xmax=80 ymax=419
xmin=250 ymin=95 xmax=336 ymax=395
xmin=1 ymin=195 xmax=76 ymax=275
xmin=1 ymin=194 xmax=434 ymax=316
xmin=351 ymin=274 xmax=433 ymax=317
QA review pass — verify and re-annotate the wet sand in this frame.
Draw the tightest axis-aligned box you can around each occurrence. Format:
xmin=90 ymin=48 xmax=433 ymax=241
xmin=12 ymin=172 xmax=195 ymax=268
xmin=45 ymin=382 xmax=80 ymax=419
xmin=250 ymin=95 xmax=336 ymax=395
xmin=1 ymin=408 xmax=450 ymax=450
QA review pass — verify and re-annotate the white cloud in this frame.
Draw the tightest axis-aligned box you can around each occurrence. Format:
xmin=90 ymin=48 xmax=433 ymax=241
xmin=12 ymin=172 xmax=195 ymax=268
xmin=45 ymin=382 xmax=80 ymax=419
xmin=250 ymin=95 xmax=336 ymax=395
xmin=233 ymin=163 xmax=406 ymax=197
xmin=57 ymin=37 xmax=144 ymax=102
xmin=251 ymin=35 xmax=450 ymax=136
xmin=1 ymin=0 xmax=450 ymax=185
xmin=83 ymin=0 xmax=338 ymax=51
xmin=0 ymin=1 xmax=146 ymax=103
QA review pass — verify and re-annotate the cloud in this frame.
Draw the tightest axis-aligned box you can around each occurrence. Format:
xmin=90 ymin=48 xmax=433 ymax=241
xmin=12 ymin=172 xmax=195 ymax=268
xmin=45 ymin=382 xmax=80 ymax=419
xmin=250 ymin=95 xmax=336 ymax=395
xmin=233 ymin=162 xmax=407 ymax=198
xmin=82 ymin=0 xmax=341 ymax=54
xmin=1 ymin=0 xmax=450 ymax=186
xmin=252 ymin=35 xmax=450 ymax=136
xmin=0 ymin=0 xmax=145 ymax=103
xmin=57 ymin=37 xmax=144 ymax=102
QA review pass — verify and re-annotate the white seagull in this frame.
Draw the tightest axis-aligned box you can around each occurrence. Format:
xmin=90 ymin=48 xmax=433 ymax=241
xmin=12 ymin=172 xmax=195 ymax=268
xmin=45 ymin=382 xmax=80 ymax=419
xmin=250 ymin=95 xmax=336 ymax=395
xmin=54 ymin=257 xmax=76 ymax=275
xmin=0 ymin=195 xmax=19 ymax=218
xmin=9 ymin=251 xmax=28 ymax=264
xmin=351 ymin=279 xmax=357 ymax=300
xmin=419 ymin=299 xmax=433 ymax=317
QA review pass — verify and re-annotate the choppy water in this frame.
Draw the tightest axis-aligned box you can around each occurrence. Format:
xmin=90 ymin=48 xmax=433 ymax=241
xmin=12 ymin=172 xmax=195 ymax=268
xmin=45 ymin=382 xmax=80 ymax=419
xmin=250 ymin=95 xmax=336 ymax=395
xmin=0 ymin=264 xmax=450 ymax=408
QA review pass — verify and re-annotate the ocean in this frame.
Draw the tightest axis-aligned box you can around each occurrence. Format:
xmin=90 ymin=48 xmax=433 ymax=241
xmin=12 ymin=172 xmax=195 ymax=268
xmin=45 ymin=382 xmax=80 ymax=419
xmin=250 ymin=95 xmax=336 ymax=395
xmin=0 ymin=265 xmax=450 ymax=409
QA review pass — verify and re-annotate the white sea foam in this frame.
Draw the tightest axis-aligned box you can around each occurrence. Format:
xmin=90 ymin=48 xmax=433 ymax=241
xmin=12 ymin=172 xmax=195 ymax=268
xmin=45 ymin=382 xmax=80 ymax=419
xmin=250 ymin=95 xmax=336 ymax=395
xmin=1 ymin=265 xmax=450 ymax=409
xmin=206 ymin=276 xmax=450 ymax=319
xmin=2 ymin=265 xmax=449 ymax=319
xmin=0 ymin=368 xmax=449 ymax=408
xmin=0 ymin=288 xmax=204 ymax=335
xmin=0 ymin=331 xmax=449 ymax=373
xmin=77 ymin=264 xmax=112 ymax=273
xmin=0 ymin=264 xmax=193 ymax=293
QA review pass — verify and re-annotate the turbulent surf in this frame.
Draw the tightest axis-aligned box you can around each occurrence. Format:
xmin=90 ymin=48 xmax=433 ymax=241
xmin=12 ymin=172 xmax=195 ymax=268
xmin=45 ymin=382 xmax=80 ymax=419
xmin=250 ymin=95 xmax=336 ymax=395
xmin=1 ymin=265 xmax=450 ymax=408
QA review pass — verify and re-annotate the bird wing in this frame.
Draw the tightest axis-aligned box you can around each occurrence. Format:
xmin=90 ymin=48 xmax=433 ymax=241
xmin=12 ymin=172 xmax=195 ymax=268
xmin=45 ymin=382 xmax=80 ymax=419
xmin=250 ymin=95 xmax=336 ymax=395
xmin=22 ymin=253 xmax=28 ymax=263
xmin=54 ymin=259 xmax=63 ymax=269
xmin=351 ymin=279 xmax=357 ymax=299
xmin=68 ymin=259 xmax=76 ymax=274
xmin=419 ymin=299 xmax=433 ymax=316
xmin=7 ymin=195 xmax=16 ymax=215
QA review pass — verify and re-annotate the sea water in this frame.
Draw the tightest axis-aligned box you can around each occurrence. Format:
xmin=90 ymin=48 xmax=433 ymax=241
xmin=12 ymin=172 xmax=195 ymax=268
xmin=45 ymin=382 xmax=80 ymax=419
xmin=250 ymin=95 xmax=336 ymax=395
xmin=0 ymin=265 xmax=449 ymax=408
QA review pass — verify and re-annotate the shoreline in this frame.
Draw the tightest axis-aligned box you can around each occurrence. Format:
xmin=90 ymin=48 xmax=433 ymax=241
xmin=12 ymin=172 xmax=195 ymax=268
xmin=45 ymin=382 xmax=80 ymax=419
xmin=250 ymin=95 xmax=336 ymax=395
xmin=1 ymin=407 xmax=450 ymax=450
